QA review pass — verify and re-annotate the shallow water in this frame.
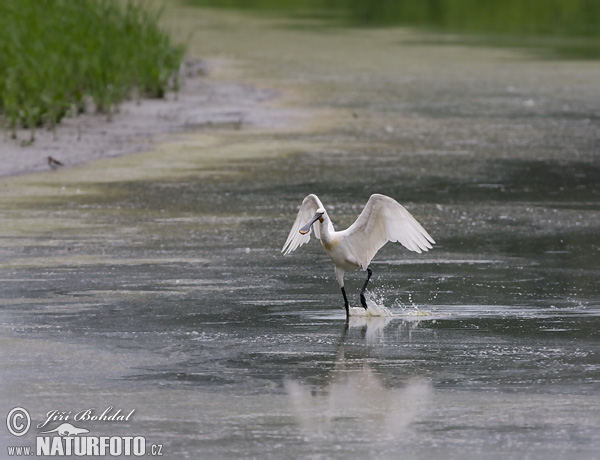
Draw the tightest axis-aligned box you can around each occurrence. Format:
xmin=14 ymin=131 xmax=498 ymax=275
xmin=1 ymin=7 xmax=600 ymax=460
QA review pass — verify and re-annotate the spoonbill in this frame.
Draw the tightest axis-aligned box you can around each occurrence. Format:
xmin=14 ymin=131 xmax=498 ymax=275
xmin=282 ymin=194 xmax=435 ymax=316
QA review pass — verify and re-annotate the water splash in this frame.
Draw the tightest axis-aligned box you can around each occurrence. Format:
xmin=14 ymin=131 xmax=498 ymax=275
xmin=348 ymin=291 xmax=394 ymax=317
xmin=348 ymin=291 xmax=434 ymax=317
xmin=391 ymin=298 xmax=435 ymax=317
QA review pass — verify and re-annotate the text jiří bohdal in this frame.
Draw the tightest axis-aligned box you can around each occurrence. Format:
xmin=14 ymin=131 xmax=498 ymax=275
xmin=37 ymin=407 xmax=135 ymax=429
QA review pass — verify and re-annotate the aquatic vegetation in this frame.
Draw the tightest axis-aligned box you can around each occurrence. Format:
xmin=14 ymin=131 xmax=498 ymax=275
xmin=0 ymin=0 xmax=185 ymax=138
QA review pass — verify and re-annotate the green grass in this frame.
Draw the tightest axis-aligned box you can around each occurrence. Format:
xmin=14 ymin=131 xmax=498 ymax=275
xmin=0 ymin=0 xmax=185 ymax=139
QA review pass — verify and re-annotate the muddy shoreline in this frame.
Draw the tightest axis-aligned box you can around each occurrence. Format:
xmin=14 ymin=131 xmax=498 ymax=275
xmin=0 ymin=59 xmax=299 ymax=178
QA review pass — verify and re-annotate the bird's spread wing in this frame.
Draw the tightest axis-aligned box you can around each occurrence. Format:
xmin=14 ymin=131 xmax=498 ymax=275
xmin=282 ymin=194 xmax=325 ymax=255
xmin=342 ymin=194 xmax=435 ymax=269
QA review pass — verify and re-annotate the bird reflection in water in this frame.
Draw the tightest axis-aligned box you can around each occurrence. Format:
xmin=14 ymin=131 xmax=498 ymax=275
xmin=285 ymin=317 xmax=432 ymax=439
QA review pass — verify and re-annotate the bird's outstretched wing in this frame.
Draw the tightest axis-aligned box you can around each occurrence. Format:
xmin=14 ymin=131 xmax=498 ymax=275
xmin=282 ymin=194 xmax=324 ymax=255
xmin=342 ymin=194 xmax=435 ymax=269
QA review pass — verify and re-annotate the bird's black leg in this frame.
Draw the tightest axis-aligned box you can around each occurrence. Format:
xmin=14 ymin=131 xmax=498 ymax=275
xmin=360 ymin=268 xmax=373 ymax=310
xmin=341 ymin=287 xmax=350 ymax=317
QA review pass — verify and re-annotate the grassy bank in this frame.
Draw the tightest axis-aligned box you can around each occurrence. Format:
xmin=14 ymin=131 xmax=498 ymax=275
xmin=0 ymin=0 xmax=185 ymax=139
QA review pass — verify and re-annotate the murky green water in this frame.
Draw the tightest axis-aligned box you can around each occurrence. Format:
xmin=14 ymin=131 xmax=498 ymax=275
xmin=186 ymin=0 xmax=600 ymax=58
xmin=1 ymin=7 xmax=599 ymax=460
xmin=186 ymin=0 xmax=600 ymax=37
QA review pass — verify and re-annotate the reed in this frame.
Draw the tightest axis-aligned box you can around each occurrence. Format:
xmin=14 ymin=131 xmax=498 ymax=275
xmin=0 ymin=0 xmax=185 ymax=139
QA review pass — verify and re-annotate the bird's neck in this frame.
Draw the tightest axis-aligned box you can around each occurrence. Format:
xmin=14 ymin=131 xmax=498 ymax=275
xmin=318 ymin=215 xmax=335 ymax=243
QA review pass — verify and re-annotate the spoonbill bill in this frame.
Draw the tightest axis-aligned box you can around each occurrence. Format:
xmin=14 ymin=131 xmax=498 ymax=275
xmin=282 ymin=194 xmax=435 ymax=316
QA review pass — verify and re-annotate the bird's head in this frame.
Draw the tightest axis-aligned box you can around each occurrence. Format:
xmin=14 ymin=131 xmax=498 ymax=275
xmin=299 ymin=208 xmax=325 ymax=235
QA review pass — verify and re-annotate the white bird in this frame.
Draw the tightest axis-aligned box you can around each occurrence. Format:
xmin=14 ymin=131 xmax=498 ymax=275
xmin=282 ymin=194 xmax=435 ymax=317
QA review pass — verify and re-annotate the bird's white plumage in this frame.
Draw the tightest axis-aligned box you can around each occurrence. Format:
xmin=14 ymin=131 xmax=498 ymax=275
xmin=282 ymin=193 xmax=434 ymax=269
xmin=342 ymin=194 xmax=435 ymax=269
xmin=282 ymin=193 xmax=435 ymax=314
xmin=282 ymin=194 xmax=324 ymax=255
